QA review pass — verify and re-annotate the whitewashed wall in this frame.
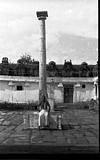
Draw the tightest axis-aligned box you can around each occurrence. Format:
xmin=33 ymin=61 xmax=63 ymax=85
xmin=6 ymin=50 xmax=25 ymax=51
xmin=73 ymin=83 xmax=95 ymax=102
xmin=0 ymin=80 xmax=39 ymax=103
xmin=0 ymin=90 xmax=39 ymax=103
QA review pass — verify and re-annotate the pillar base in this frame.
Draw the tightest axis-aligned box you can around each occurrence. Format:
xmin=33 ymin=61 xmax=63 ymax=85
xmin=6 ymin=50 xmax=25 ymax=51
xmin=48 ymin=99 xmax=55 ymax=112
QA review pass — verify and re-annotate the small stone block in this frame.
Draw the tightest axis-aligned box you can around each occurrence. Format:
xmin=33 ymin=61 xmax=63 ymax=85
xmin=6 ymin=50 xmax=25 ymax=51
xmin=23 ymin=112 xmax=39 ymax=129
xmin=29 ymin=112 xmax=39 ymax=129
xmin=49 ymin=114 xmax=58 ymax=129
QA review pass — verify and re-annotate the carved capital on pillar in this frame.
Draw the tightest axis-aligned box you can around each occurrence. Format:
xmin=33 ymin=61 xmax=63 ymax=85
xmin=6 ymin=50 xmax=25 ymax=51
xmin=36 ymin=11 xmax=48 ymax=20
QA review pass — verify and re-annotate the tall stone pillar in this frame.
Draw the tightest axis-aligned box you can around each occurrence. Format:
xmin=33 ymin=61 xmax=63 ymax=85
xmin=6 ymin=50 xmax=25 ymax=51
xmin=36 ymin=11 xmax=48 ymax=103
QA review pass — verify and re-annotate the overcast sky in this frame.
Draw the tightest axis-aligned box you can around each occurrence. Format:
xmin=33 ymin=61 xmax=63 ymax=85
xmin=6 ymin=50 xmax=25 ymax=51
xmin=0 ymin=0 xmax=98 ymax=64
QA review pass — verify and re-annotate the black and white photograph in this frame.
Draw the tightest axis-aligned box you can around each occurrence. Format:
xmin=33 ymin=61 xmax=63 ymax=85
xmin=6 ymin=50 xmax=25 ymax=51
xmin=0 ymin=0 xmax=98 ymax=156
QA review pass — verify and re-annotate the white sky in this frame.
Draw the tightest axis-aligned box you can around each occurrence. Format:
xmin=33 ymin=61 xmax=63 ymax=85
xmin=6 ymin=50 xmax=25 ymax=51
xmin=0 ymin=0 xmax=98 ymax=64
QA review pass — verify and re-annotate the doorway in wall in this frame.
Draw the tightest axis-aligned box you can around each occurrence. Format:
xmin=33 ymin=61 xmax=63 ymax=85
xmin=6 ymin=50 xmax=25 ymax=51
xmin=64 ymin=85 xmax=73 ymax=103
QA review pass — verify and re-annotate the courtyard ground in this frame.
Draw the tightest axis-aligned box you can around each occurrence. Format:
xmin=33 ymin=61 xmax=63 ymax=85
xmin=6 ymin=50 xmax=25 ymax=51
xmin=0 ymin=107 xmax=99 ymax=154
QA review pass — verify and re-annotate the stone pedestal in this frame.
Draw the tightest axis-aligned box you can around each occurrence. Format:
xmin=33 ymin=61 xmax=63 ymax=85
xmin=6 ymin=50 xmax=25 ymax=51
xmin=23 ymin=111 xmax=62 ymax=130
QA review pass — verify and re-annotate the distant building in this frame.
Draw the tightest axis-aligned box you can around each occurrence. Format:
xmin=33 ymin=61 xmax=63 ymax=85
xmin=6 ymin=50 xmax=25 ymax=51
xmin=0 ymin=60 xmax=98 ymax=77
xmin=0 ymin=60 xmax=98 ymax=104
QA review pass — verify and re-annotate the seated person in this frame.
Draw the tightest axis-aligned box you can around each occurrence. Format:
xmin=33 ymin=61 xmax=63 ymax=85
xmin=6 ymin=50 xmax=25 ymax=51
xmin=38 ymin=95 xmax=50 ymax=128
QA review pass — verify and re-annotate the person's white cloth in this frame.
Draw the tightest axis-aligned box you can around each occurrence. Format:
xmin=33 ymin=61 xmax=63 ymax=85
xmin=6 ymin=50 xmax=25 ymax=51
xmin=38 ymin=109 xmax=48 ymax=127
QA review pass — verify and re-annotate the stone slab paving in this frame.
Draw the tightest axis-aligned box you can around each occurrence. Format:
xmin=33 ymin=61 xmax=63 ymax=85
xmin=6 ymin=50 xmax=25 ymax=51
xmin=0 ymin=108 xmax=99 ymax=153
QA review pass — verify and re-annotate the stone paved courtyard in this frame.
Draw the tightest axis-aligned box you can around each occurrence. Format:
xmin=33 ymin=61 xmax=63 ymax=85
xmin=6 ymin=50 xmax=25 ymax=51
xmin=0 ymin=108 xmax=99 ymax=153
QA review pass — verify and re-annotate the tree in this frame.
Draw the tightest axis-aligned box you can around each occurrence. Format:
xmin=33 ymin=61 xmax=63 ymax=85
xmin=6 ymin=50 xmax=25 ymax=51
xmin=17 ymin=54 xmax=32 ymax=64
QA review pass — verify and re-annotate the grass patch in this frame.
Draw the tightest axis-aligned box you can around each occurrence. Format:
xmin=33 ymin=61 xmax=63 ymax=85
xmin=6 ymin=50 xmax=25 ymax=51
xmin=0 ymin=102 xmax=38 ymax=111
